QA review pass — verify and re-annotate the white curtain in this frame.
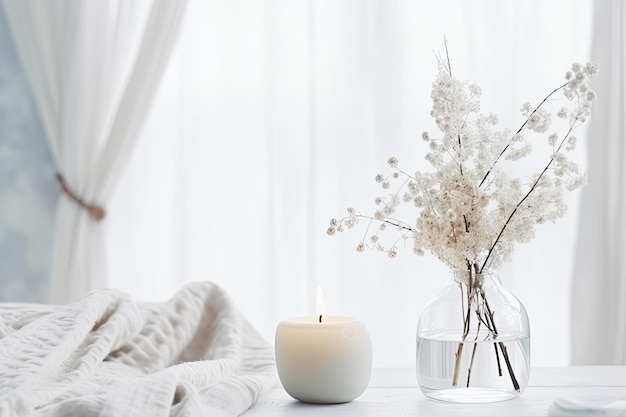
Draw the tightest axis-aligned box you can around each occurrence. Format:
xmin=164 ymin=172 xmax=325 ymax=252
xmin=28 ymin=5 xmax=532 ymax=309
xmin=572 ymin=0 xmax=626 ymax=365
xmin=0 ymin=0 xmax=187 ymax=303
xmin=110 ymin=0 xmax=593 ymax=367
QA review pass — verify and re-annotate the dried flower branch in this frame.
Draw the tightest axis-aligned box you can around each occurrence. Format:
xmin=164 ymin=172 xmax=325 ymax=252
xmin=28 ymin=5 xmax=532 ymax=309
xmin=328 ymin=60 xmax=598 ymax=280
xmin=327 ymin=56 xmax=597 ymax=391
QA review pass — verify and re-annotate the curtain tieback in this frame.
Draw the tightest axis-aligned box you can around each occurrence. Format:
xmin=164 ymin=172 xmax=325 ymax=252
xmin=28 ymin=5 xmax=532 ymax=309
xmin=56 ymin=173 xmax=106 ymax=220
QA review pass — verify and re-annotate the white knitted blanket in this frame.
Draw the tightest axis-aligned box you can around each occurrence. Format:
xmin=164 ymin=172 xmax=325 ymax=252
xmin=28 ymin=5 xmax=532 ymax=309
xmin=0 ymin=282 xmax=277 ymax=417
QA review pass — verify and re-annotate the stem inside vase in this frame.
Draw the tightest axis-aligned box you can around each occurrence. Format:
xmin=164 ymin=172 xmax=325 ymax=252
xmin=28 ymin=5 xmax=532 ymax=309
xmin=451 ymin=269 xmax=520 ymax=392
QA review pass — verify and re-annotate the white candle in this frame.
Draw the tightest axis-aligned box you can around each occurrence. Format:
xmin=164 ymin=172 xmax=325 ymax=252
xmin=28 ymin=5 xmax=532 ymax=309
xmin=274 ymin=287 xmax=372 ymax=403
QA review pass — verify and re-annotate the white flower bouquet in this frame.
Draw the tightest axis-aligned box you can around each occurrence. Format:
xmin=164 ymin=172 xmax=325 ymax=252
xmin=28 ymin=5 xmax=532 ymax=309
xmin=327 ymin=47 xmax=597 ymax=391
xmin=328 ymin=54 xmax=597 ymax=281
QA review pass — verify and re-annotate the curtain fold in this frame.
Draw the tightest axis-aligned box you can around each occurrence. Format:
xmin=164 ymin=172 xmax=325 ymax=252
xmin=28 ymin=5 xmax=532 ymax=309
xmin=0 ymin=0 xmax=187 ymax=303
xmin=572 ymin=0 xmax=626 ymax=365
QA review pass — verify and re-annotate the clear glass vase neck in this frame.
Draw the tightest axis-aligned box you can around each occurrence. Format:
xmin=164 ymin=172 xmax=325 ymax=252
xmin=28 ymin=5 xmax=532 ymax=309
xmin=452 ymin=268 xmax=500 ymax=288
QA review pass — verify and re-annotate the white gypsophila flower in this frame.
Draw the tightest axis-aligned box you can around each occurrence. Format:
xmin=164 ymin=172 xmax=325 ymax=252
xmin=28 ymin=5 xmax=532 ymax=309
xmin=565 ymin=136 xmax=577 ymax=151
xmin=526 ymin=109 xmax=551 ymax=133
xmin=505 ymin=140 xmax=532 ymax=161
xmin=329 ymin=58 xmax=597 ymax=279
xmin=520 ymin=102 xmax=533 ymax=115
xmin=548 ymin=133 xmax=559 ymax=147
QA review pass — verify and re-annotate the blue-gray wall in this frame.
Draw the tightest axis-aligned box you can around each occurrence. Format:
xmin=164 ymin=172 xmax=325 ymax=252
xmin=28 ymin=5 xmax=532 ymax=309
xmin=0 ymin=7 xmax=55 ymax=302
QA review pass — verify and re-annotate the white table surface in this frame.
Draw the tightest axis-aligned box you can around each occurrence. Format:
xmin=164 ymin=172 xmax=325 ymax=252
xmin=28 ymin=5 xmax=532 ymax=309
xmin=244 ymin=366 xmax=626 ymax=416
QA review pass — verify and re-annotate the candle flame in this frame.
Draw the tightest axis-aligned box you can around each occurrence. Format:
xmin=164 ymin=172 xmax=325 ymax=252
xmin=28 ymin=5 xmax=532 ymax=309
xmin=316 ymin=286 xmax=326 ymax=323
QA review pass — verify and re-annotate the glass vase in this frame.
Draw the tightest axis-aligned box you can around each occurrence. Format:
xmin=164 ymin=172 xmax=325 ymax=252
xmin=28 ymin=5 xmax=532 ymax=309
xmin=416 ymin=269 xmax=530 ymax=403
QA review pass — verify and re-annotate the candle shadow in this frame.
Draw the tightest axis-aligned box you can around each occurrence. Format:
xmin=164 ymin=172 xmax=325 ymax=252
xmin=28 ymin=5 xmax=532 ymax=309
xmin=281 ymin=400 xmax=354 ymax=409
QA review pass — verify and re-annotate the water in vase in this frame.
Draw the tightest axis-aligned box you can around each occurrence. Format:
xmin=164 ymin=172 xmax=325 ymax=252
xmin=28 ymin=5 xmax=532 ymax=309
xmin=416 ymin=331 xmax=530 ymax=403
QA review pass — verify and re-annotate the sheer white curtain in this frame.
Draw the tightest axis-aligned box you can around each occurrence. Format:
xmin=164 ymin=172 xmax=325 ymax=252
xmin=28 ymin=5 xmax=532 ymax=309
xmin=572 ymin=0 xmax=626 ymax=365
xmin=0 ymin=0 xmax=187 ymax=303
xmin=111 ymin=0 xmax=592 ymax=367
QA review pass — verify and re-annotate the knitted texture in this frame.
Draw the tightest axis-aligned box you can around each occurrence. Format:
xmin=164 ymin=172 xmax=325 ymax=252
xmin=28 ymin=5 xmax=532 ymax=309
xmin=0 ymin=282 xmax=277 ymax=417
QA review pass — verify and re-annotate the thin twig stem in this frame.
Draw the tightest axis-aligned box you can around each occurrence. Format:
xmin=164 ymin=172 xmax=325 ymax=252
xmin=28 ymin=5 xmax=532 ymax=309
xmin=466 ymin=321 xmax=482 ymax=387
xmin=444 ymin=35 xmax=452 ymax=76
xmin=498 ymin=342 xmax=520 ymax=392
xmin=353 ymin=215 xmax=414 ymax=232
xmin=452 ymin=267 xmax=474 ymax=386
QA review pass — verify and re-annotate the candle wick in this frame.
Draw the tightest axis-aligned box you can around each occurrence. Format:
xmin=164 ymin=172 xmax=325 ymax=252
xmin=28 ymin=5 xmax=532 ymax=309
xmin=319 ymin=314 xmax=323 ymax=323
